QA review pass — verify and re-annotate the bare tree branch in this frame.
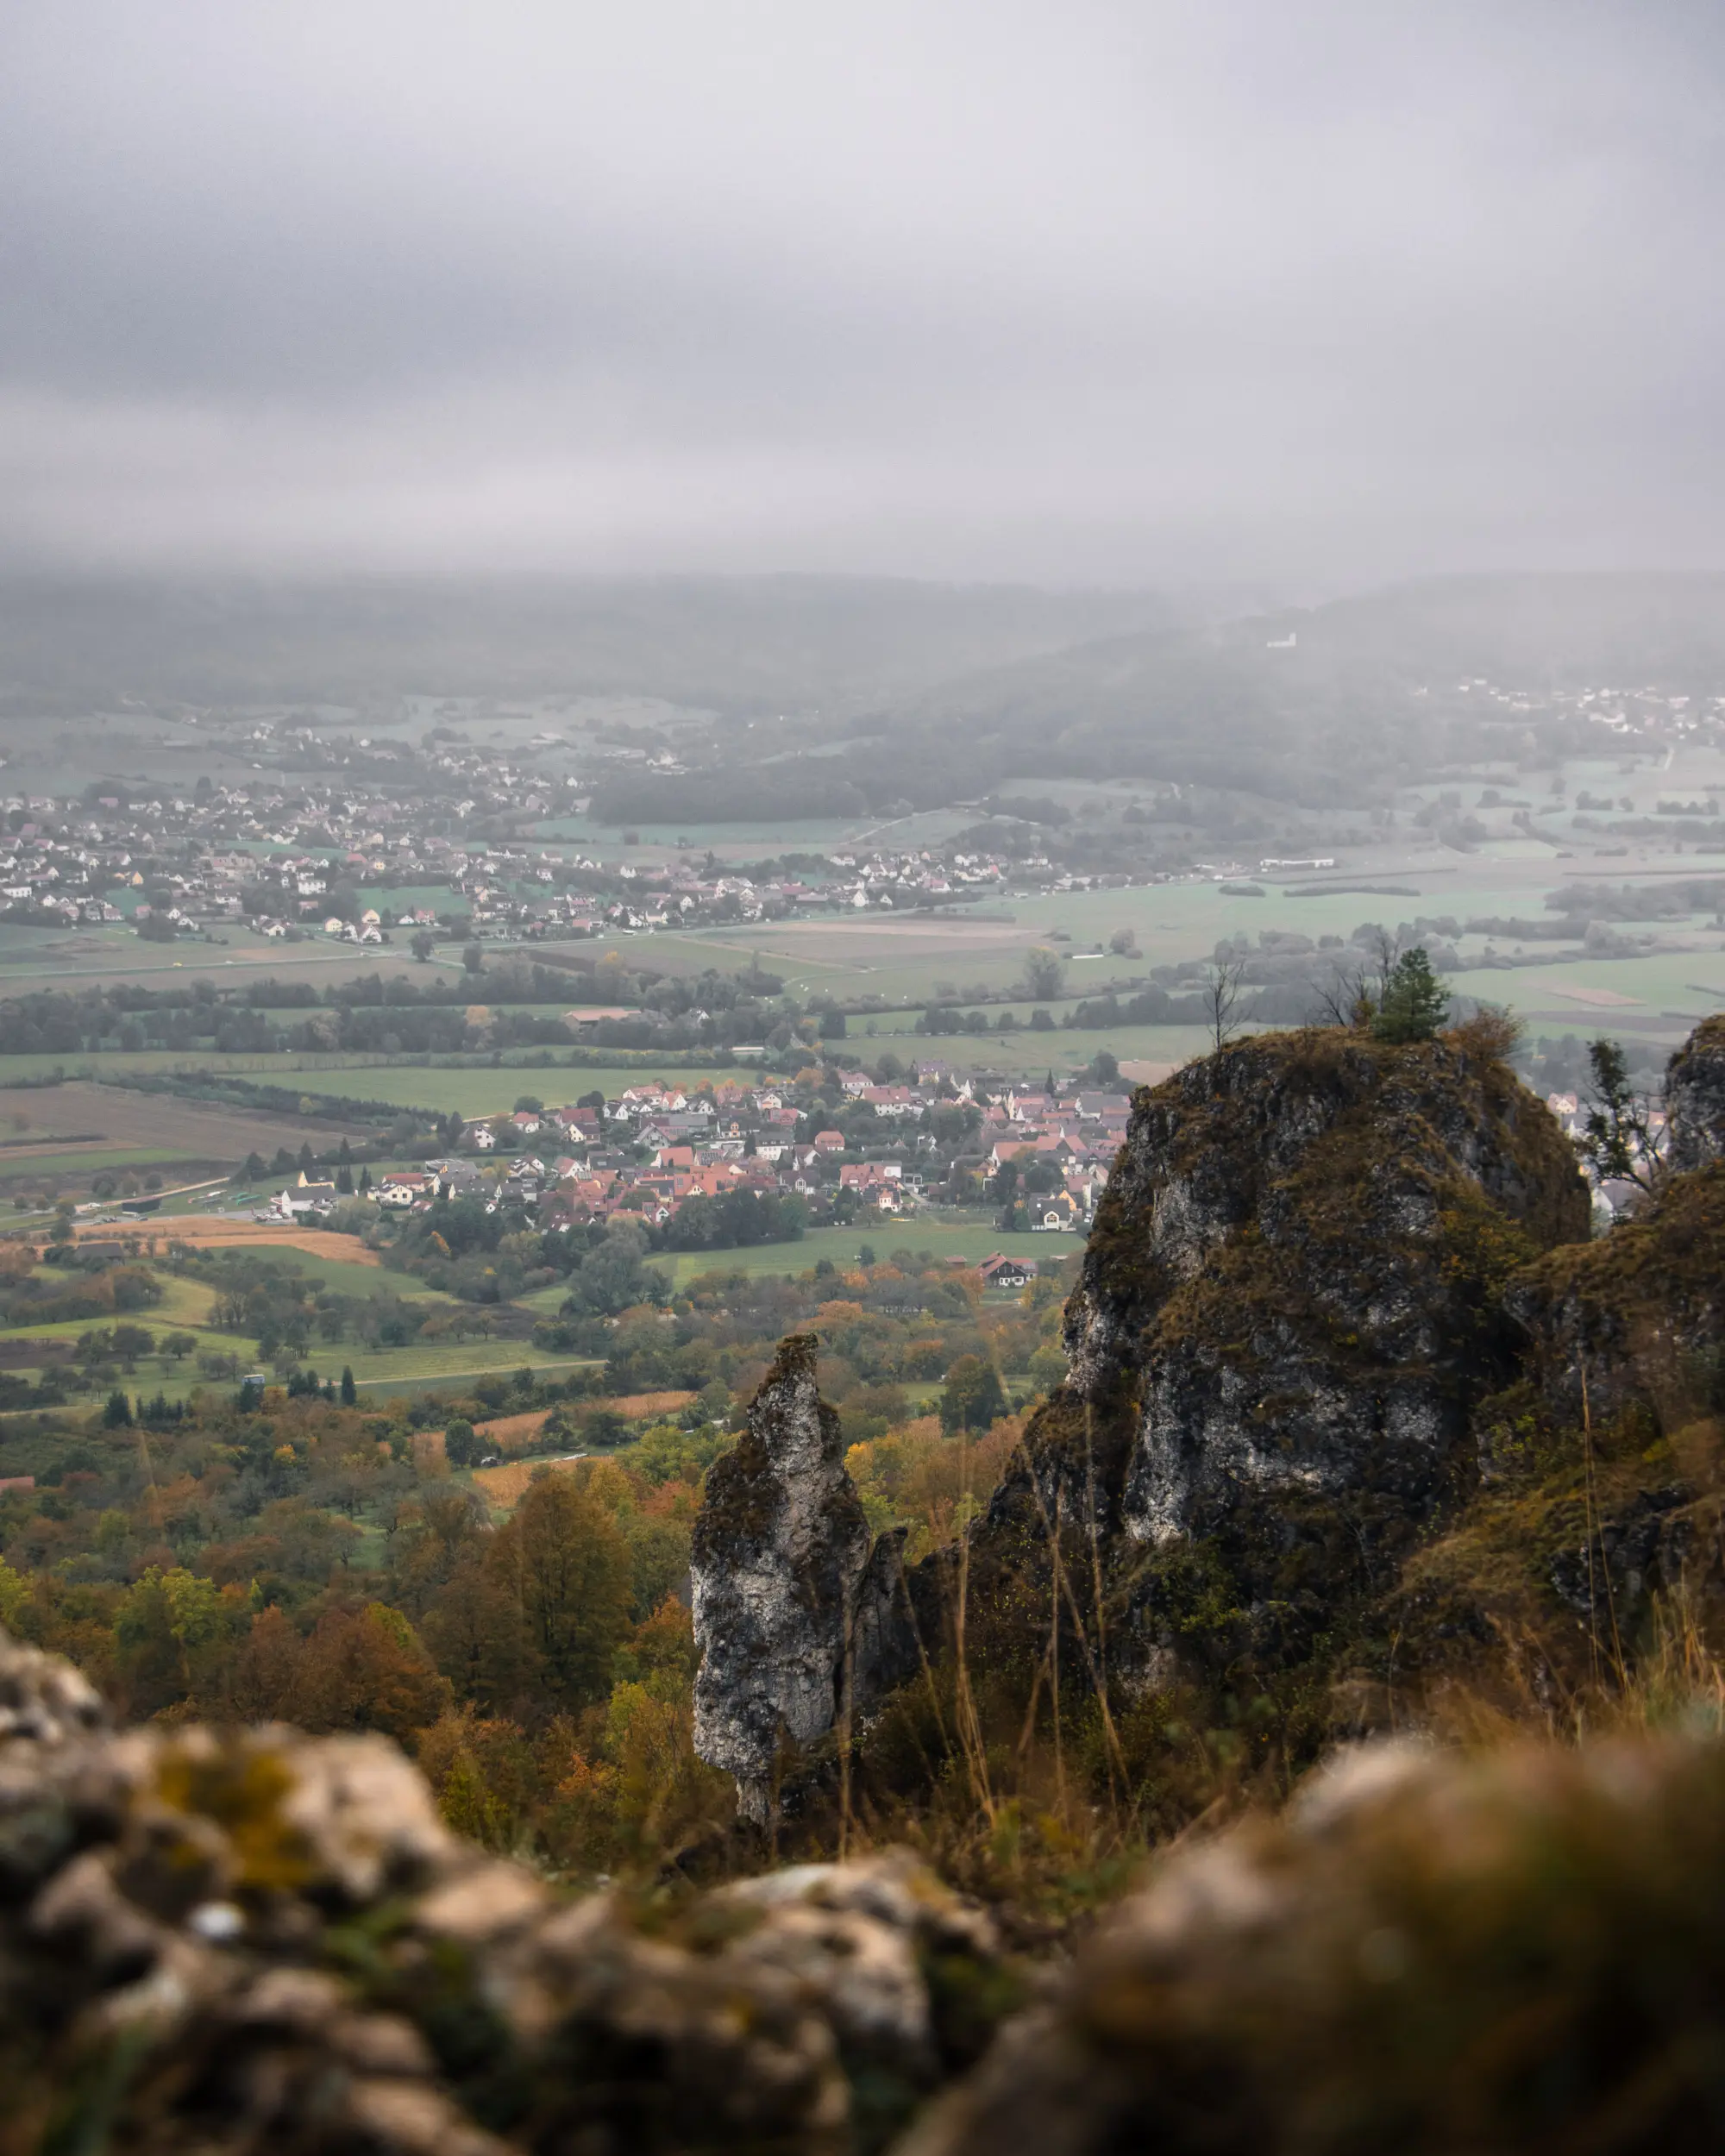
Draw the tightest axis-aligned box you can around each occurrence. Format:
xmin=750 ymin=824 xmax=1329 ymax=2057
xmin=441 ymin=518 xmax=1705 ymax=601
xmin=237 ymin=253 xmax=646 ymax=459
xmin=1204 ymin=956 xmax=1246 ymax=1052
xmin=1308 ymin=927 xmax=1404 ymax=1030
xmin=1308 ymin=962 xmax=1364 ymax=1028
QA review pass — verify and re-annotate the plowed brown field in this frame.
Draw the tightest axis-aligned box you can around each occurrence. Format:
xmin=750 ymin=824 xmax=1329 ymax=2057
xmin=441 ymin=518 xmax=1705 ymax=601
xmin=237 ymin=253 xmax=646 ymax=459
xmin=63 ymin=1217 xmax=381 ymax=1264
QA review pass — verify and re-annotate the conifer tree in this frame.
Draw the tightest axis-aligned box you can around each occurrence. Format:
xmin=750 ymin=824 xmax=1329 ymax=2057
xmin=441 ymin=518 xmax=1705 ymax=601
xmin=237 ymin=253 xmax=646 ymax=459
xmin=1371 ymin=948 xmax=1448 ymax=1043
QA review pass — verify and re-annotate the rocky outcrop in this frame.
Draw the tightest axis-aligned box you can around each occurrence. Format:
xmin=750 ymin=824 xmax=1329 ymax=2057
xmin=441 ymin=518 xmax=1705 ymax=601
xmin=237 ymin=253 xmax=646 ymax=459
xmin=1664 ymin=1012 xmax=1725 ymax=1173
xmin=0 ymin=1624 xmax=1008 ymax=2156
xmin=904 ymin=1733 xmax=1725 ymax=2156
xmin=1338 ymin=1024 xmax=1725 ymax=1711
xmin=1509 ymin=1151 xmax=1725 ymax=1418
xmin=969 ymin=1030 xmax=1590 ymax=1685
xmin=689 ymin=1037 xmax=1605 ymax=1780
xmin=693 ymin=1335 xmax=916 ymax=1823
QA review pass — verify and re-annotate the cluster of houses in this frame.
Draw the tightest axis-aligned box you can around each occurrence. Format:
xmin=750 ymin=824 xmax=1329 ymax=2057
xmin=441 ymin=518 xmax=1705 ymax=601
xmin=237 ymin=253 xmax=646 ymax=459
xmin=263 ymin=1070 xmax=1132 ymax=1237
xmin=0 ymin=722 xmax=1388 ymax=950
xmin=264 ymin=1072 xmax=1675 ymax=1244
xmin=971 ymin=1082 xmax=1132 ymax=1230
xmin=0 ymin=780 xmax=1044 ymax=942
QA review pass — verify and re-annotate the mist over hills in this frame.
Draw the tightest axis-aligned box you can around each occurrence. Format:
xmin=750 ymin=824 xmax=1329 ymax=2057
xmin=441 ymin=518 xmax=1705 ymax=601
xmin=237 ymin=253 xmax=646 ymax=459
xmin=593 ymin=573 xmax=1725 ymax=823
xmin=4 ymin=569 xmax=1724 ymax=824
xmin=819 ymin=573 xmax=1725 ymax=815
xmin=1278 ymin=573 xmax=1725 ymax=686
xmin=0 ymin=574 xmax=1176 ymax=718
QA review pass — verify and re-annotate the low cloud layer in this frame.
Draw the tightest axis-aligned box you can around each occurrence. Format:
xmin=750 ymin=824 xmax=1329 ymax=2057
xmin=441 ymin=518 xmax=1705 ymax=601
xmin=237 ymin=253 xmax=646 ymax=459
xmin=3 ymin=2 xmax=1722 ymax=586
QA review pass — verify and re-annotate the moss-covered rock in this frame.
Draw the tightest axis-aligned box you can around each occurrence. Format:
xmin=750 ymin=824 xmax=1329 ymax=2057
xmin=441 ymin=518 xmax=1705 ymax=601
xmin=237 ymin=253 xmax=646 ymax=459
xmin=0 ymin=1625 xmax=1015 ymax=2156
xmin=968 ymin=1031 xmax=1588 ymax=1696
xmin=1364 ymin=1151 xmax=1725 ymax=1707
xmin=1510 ymin=1156 xmax=1725 ymax=1418
xmin=1665 ymin=1012 xmax=1725 ymax=1174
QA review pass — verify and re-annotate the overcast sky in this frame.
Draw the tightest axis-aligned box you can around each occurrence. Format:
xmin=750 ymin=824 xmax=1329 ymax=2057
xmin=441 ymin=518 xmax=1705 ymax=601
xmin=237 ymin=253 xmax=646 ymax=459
xmin=2 ymin=3 xmax=1722 ymax=589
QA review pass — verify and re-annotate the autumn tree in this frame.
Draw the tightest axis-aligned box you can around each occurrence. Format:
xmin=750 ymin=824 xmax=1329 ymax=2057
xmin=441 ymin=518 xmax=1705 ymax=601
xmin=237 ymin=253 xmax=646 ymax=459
xmin=500 ymin=1472 xmax=633 ymax=1710
xmin=113 ymin=1564 xmax=238 ymax=1718
xmin=389 ymin=1485 xmax=490 ymax=1614
xmin=941 ymin=1353 xmax=1008 ymax=1434
xmin=289 ymin=1603 xmax=449 ymax=1740
xmin=421 ymin=1555 xmax=543 ymax=1714
xmin=217 ymin=1601 xmax=304 ymax=1721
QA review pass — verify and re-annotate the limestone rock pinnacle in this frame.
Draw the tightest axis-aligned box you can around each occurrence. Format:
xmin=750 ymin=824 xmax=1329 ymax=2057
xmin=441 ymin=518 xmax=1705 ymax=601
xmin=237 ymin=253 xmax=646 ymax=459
xmin=692 ymin=1334 xmax=877 ymax=1823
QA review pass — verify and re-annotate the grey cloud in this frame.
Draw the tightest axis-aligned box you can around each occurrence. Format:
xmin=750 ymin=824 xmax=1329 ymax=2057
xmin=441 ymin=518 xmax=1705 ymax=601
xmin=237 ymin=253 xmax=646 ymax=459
xmin=0 ymin=1 xmax=1722 ymax=584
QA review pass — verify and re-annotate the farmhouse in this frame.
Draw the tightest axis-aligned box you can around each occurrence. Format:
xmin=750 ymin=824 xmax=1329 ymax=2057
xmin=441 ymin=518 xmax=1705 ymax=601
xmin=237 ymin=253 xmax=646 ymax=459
xmin=270 ymin=1175 xmax=339 ymax=1220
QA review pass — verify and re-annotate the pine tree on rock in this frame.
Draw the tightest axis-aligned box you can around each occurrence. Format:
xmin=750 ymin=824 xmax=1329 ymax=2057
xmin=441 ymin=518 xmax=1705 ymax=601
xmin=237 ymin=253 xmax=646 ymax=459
xmin=1371 ymin=947 xmax=1449 ymax=1043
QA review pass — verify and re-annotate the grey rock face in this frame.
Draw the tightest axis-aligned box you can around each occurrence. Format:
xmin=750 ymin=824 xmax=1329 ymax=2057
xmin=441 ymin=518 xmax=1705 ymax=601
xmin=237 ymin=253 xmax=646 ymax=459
xmin=1665 ymin=1014 xmax=1725 ymax=1173
xmin=850 ymin=1524 xmax=920 ymax=1709
xmin=1069 ymin=1040 xmax=1581 ymax=1550
xmin=693 ymin=1335 xmax=909 ymax=1823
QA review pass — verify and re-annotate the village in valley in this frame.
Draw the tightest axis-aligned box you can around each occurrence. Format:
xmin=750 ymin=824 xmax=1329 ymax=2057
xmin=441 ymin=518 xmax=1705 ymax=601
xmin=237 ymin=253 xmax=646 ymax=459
xmin=267 ymin=1064 xmax=1130 ymax=1247
xmin=0 ymin=595 xmax=1715 ymax=1425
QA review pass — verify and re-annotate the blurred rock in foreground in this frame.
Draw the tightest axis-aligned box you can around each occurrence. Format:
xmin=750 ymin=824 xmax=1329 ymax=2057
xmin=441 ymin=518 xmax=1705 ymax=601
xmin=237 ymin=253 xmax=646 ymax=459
xmin=0 ymin=1625 xmax=1006 ymax=2156
xmin=906 ymin=1734 xmax=1725 ymax=2156
xmin=5 ymin=1614 xmax=1725 ymax=2151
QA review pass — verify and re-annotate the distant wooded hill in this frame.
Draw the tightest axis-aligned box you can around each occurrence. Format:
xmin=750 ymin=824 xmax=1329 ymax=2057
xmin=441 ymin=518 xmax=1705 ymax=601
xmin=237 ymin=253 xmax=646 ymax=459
xmin=0 ymin=573 xmax=1175 ymax=716
xmin=9 ymin=570 xmax=1725 ymax=819
xmin=595 ymin=573 xmax=1725 ymax=820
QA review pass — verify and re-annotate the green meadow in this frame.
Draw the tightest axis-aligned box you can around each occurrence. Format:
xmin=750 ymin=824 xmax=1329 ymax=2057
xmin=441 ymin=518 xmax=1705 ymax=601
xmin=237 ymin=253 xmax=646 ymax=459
xmin=646 ymin=1215 xmax=1057 ymax=1290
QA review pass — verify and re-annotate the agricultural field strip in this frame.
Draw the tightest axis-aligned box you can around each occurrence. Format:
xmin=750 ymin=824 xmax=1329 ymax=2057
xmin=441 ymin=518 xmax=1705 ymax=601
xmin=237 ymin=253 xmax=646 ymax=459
xmin=62 ymin=1222 xmax=383 ymax=1261
xmin=346 ymin=1353 xmax=601 ymax=1389
xmin=647 ymin=1217 xmax=1043 ymax=1288
xmin=0 ymin=1081 xmax=373 ymax=1164
xmin=0 ymin=835 xmax=1717 ymax=1119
